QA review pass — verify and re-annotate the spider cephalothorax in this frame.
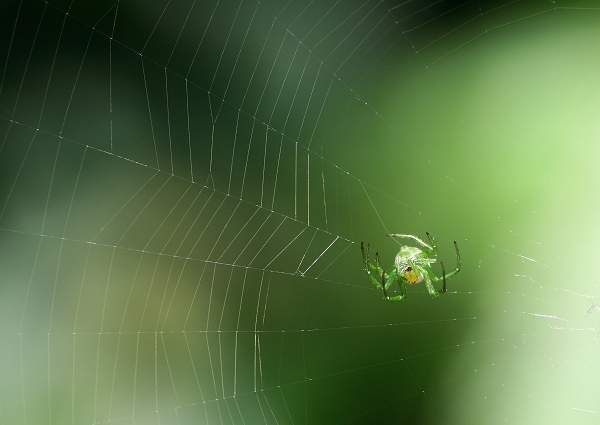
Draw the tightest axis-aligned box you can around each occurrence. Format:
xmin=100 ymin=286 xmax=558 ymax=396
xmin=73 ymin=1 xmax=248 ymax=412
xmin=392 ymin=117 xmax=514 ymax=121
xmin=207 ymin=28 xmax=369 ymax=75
xmin=361 ymin=233 xmax=461 ymax=301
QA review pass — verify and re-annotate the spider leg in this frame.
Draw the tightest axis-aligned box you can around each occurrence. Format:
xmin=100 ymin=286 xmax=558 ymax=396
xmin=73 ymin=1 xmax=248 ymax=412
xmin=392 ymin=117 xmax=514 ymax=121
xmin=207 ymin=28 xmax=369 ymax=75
xmin=383 ymin=271 xmax=407 ymax=301
xmin=361 ymin=242 xmax=385 ymax=291
xmin=449 ymin=241 xmax=462 ymax=278
xmin=361 ymin=243 xmax=405 ymax=300
xmin=410 ymin=232 xmax=439 ymax=258
xmin=439 ymin=241 xmax=461 ymax=280
xmin=421 ymin=240 xmax=461 ymax=296
xmin=423 ymin=272 xmax=445 ymax=297
xmin=387 ymin=233 xmax=433 ymax=250
xmin=425 ymin=232 xmax=438 ymax=257
xmin=440 ymin=261 xmax=447 ymax=293
xmin=422 ymin=263 xmax=447 ymax=297
xmin=382 ymin=266 xmax=397 ymax=291
xmin=374 ymin=251 xmax=382 ymax=271
xmin=361 ymin=243 xmax=386 ymax=275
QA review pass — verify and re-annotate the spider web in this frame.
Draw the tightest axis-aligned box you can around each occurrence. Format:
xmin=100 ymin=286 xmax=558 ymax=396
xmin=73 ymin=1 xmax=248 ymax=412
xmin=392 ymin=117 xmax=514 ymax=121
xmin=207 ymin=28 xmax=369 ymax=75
xmin=1 ymin=0 xmax=600 ymax=424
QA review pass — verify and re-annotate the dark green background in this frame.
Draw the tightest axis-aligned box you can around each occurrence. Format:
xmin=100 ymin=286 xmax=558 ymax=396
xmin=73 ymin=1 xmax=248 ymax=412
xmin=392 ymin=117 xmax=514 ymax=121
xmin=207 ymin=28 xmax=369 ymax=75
xmin=1 ymin=1 xmax=600 ymax=424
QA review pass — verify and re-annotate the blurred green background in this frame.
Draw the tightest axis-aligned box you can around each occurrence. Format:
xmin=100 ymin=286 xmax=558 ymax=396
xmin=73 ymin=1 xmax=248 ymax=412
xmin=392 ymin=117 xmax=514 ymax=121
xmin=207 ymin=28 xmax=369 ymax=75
xmin=1 ymin=1 xmax=600 ymax=424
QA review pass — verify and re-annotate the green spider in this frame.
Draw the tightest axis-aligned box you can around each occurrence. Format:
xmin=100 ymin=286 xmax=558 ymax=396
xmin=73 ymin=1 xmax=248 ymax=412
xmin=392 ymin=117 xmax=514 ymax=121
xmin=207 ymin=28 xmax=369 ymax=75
xmin=361 ymin=233 xmax=461 ymax=301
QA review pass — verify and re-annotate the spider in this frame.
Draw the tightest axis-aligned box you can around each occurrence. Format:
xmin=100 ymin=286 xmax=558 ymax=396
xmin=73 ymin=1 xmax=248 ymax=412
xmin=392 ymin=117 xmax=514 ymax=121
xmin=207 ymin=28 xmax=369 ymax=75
xmin=361 ymin=233 xmax=461 ymax=301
